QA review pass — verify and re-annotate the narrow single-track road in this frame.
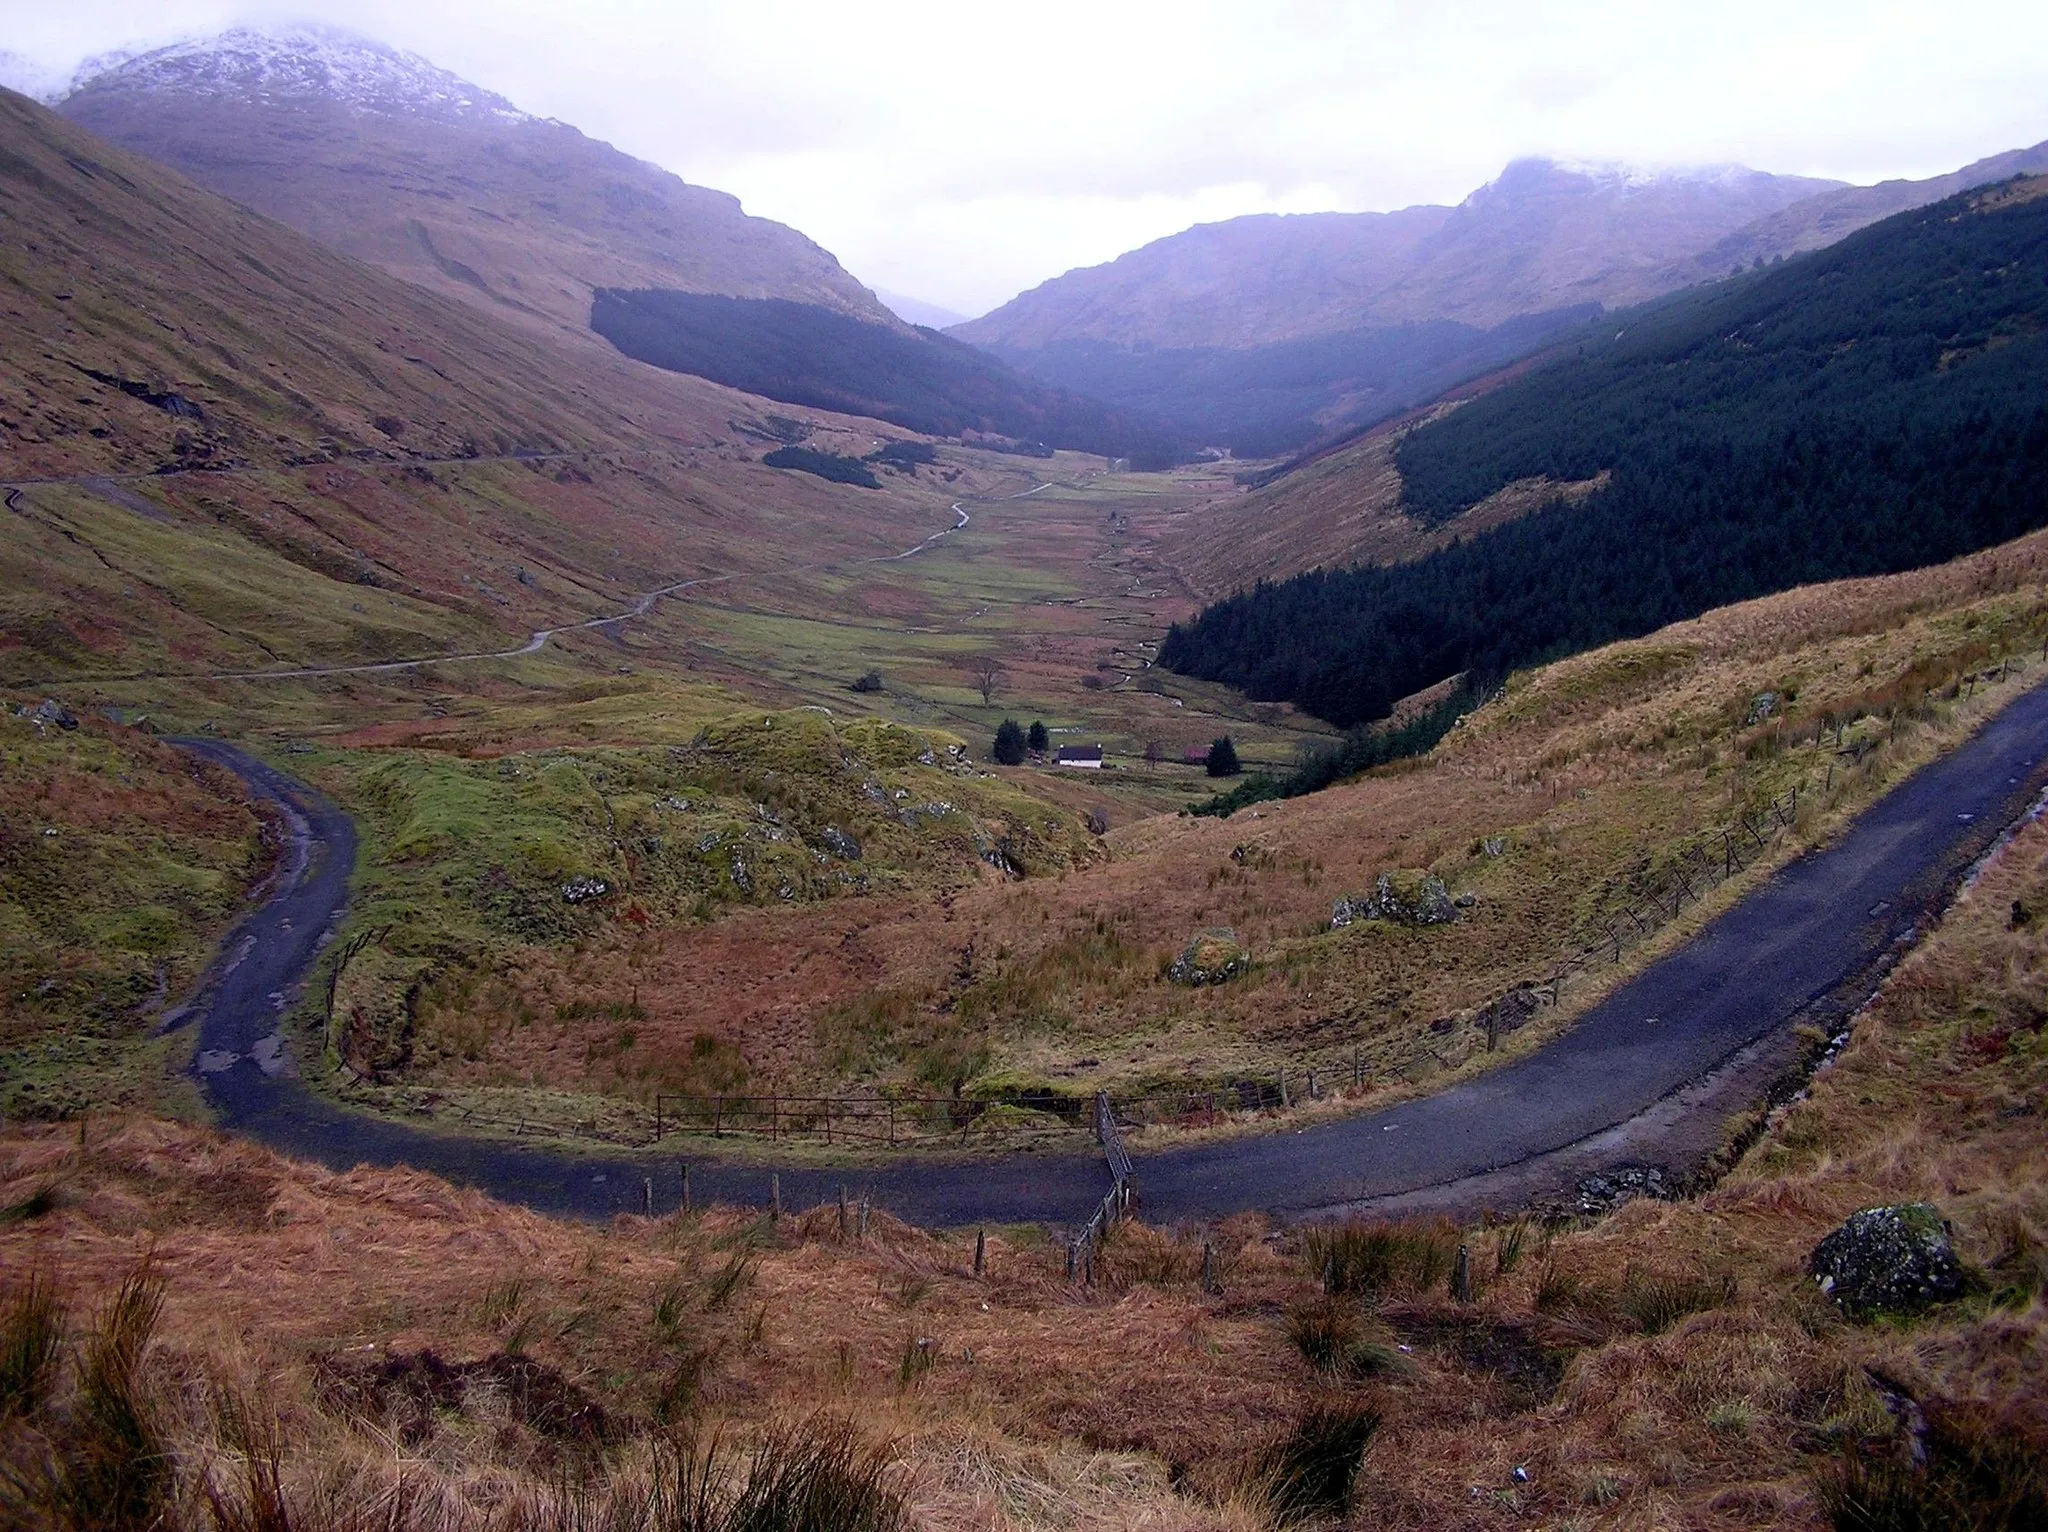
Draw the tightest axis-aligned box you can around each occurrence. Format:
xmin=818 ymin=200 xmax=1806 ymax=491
xmin=177 ymin=677 xmax=2048 ymax=1226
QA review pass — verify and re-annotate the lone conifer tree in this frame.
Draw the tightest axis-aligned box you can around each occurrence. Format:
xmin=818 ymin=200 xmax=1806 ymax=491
xmin=1205 ymin=736 xmax=1241 ymax=777
xmin=1027 ymin=720 xmax=1049 ymax=752
xmin=993 ymin=719 xmax=1028 ymax=765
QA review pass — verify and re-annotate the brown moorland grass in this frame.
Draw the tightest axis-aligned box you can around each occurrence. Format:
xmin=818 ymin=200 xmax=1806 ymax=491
xmin=0 ymin=791 xmax=2043 ymax=1526
xmin=386 ymin=526 xmax=2048 ymax=1124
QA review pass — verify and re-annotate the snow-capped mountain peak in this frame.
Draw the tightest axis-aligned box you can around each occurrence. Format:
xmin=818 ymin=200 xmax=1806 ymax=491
xmin=64 ymin=24 xmax=532 ymax=125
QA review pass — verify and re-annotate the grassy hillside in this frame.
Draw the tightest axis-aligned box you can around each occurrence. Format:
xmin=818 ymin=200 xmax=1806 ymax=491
xmin=0 ymin=86 xmax=738 ymax=478
xmin=591 ymin=290 xmax=1189 ymax=468
xmin=299 ymin=523 xmax=2048 ymax=1141
xmin=0 ymin=711 xmax=267 ymax=1121
xmin=1160 ymin=177 xmax=2048 ymax=728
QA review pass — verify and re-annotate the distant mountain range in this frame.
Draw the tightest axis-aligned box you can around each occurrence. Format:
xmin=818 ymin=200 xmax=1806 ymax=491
xmin=958 ymin=148 xmax=2048 ymax=454
xmin=958 ymin=159 xmax=1842 ymax=349
xmin=31 ymin=24 xmax=2048 ymax=467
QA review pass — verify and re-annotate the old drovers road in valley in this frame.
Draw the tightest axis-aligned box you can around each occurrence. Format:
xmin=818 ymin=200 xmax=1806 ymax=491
xmin=176 ymin=674 xmax=2048 ymax=1228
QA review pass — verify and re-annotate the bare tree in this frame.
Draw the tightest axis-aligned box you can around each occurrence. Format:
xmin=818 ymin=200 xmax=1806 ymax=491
xmin=966 ymin=655 xmax=1005 ymax=706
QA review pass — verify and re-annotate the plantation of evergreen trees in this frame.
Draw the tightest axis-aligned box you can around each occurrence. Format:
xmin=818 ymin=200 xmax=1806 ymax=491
xmin=591 ymin=290 xmax=1186 ymax=467
xmin=1161 ymin=180 xmax=2048 ymax=730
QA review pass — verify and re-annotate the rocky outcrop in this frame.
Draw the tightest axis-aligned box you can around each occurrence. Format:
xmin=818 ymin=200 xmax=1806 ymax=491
xmin=1810 ymin=1204 xmax=1967 ymax=1317
xmin=1332 ymin=870 xmax=1458 ymax=929
xmin=1169 ymin=929 xmax=1250 ymax=986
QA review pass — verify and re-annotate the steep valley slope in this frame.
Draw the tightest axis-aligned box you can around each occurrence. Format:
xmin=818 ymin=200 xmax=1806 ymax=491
xmin=57 ymin=24 xmax=897 ymax=337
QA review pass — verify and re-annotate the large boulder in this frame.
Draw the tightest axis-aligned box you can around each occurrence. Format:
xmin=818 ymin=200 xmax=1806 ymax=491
xmin=1809 ymin=1204 xmax=1966 ymax=1317
xmin=1170 ymin=929 xmax=1250 ymax=986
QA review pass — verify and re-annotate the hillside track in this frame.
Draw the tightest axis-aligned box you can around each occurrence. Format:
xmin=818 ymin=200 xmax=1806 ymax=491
xmin=177 ymin=676 xmax=2048 ymax=1227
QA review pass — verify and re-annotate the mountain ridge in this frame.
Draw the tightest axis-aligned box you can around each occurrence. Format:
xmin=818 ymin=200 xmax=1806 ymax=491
xmin=59 ymin=25 xmax=900 ymax=337
xmin=955 ymin=157 xmax=1842 ymax=351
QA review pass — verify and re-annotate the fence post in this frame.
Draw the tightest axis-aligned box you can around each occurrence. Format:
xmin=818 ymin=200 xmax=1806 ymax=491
xmin=713 ymin=1097 xmax=723 ymax=1137
xmin=887 ymin=1101 xmax=895 ymax=1147
xmin=643 ymin=1176 xmax=653 ymax=1217
xmin=838 ymin=1183 xmax=849 ymax=1240
xmin=1486 ymin=1001 xmax=1499 ymax=1053
xmin=770 ymin=1173 xmax=781 ymax=1222
xmin=654 ymin=1096 xmax=663 ymax=1142
xmin=1307 ymin=1067 xmax=1317 ymax=1100
xmin=1452 ymin=1244 xmax=1472 ymax=1303
xmin=1352 ymin=1046 xmax=1362 ymax=1091
xmin=1066 ymin=1242 xmax=1077 ymax=1282
xmin=1278 ymin=1068 xmax=1290 ymax=1110
xmin=858 ymin=1196 xmax=869 ymax=1243
xmin=681 ymin=1162 xmax=691 ymax=1214
xmin=974 ymin=1229 xmax=986 ymax=1279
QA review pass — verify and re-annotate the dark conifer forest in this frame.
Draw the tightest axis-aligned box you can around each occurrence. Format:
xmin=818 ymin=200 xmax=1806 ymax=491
xmin=591 ymin=290 xmax=1186 ymax=466
xmin=1161 ymin=181 xmax=2048 ymax=729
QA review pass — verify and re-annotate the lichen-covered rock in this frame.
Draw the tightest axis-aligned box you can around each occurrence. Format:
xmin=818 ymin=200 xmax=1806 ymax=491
xmin=1170 ymin=929 xmax=1250 ymax=986
xmin=1809 ymin=1204 xmax=1966 ymax=1317
xmin=1356 ymin=870 xmax=1458 ymax=926
xmin=817 ymin=825 xmax=862 ymax=860
xmin=28 ymin=699 xmax=79 ymax=731
xmin=560 ymin=876 xmax=609 ymax=905
xmin=1330 ymin=897 xmax=1357 ymax=930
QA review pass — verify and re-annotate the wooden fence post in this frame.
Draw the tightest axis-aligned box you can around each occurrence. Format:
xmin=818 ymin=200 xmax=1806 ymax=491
xmin=770 ymin=1173 xmax=781 ymax=1222
xmin=654 ymin=1096 xmax=663 ymax=1142
xmin=838 ymin=1184 xmax=849 ymax=1240
xmin=681 ymin=1162 xmax=691 ymax=1214
xmin=858 ymin=1197 xmax=869 ymax=1243
xmin=974 ymin=1229 xmax=986 ymax=1279
xmin=643 ymin=1177 xmax=653 ymax=1217
xmin=1486 ymin=1002 xmax=1499 ymax=1053
xmin=1452 ymin=1244 xmax=1472 ymax=1303
xmin=1066 ymin=1242 xmax=1077 ymax=1282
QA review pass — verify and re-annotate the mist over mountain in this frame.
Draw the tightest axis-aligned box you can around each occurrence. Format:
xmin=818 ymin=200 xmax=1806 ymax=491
xmin=958 ymin=159 xmax=1841 ymax=352
xmin=877 ymin=290 xmax=975 ymax=329
xmin=57 ymin=25 xmax=899 ymax=337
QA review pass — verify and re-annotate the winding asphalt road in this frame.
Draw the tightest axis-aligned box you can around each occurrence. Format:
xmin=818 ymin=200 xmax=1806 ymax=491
xmin=176 ymin=677 xmax=2048 ymax=1228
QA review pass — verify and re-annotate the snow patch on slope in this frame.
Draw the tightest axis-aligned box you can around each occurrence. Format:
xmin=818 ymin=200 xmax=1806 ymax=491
xmin=65 ymin=24 xmax=533 ymax=125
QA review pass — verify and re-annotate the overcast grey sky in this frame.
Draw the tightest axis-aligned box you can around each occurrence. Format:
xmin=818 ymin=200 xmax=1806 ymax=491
xmin=5 ymin=1 xmax=2046 ymax=315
